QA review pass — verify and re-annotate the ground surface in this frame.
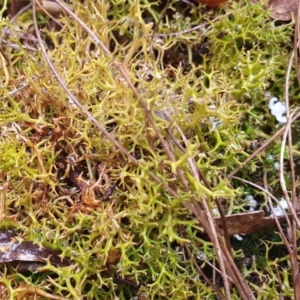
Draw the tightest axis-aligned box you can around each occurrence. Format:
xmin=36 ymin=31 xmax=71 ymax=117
xmin=0 ymin=1 xmax=299 ymax=299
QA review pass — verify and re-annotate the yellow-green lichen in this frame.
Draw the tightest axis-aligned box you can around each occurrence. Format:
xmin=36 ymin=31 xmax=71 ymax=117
xmin=0 ymin=0 xmax=297 ymax=299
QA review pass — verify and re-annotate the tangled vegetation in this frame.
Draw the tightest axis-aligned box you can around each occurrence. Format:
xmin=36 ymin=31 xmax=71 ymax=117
xmin=0 ymin=0 xmax=299 ymax=299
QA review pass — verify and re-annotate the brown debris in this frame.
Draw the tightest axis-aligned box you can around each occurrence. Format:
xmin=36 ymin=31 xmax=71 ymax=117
xmin=252 ymin=0 xmax=297 ymax=20
xmin=215 ymin=210 xmax=299 ymax=236
xmin=0 ymin=229 xmax=71 ymax=273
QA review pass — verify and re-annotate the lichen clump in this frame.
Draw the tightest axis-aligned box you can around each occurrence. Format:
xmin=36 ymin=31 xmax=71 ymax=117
xmin=0 ymin=0 xmax=296 ymax=299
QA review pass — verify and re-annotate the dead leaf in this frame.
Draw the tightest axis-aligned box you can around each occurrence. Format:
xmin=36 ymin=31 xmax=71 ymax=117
xmin=0 ymin=229 xmax=71 ymax=273
xmin=194 ymin=0 xmax=229 ymax=9
xmin=252 ymin=0 xmax=297 ymax=20
xmin=196 ymin=0 xmax=297 ymax=19
xmin=37 ymin=1 xmax=64 ymax=15
xmin=215 ymin=210 xmax=299 ymax=235
xmin=8 ymin=0 xmax=28 ymax=17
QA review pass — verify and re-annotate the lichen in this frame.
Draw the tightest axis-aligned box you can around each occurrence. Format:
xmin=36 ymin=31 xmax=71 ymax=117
xmin=0 ymin=0 xmax=297 ymax=299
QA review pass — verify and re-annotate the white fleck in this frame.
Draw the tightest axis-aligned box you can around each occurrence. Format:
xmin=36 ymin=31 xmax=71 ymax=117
xmin=234 ymin=234 xmax=243 ymax=241
xmin=196 ymin=251 xmax=206 ymax=260
xmin=279 ymin=198 xmax=289 ymax=210
xmin=268 ymin=97 xmax=287 ymax=123
xmin=212 ymin=207 xmax=220 ymax=217
xmin=245 ymin=195 xmax=258 ymax=212
xmin=270 ymin=198 xmax=289 ymax=218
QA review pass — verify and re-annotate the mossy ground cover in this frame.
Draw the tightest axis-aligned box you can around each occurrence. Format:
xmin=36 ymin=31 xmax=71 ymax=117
xmin=0 ymin=0 xmax=299 ymax=299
